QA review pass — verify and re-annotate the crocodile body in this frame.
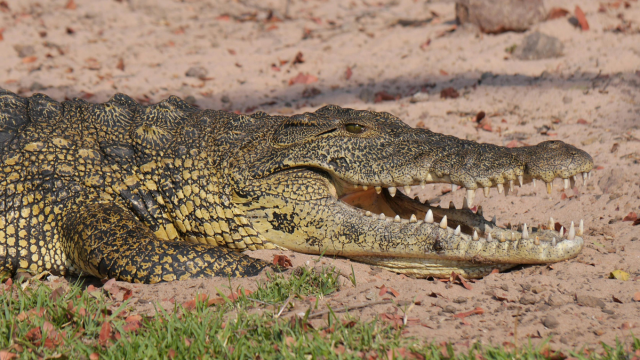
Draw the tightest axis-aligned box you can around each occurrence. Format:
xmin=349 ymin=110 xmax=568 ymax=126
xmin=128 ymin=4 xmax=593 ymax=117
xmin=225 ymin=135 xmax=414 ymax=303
xmin=0 ymin=89 xmax=593 ymax=283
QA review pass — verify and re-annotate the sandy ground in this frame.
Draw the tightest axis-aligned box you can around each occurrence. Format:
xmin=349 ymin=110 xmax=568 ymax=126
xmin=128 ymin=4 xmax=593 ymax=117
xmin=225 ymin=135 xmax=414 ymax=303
xmin=1 ymin=0 xmax=640 ymax=351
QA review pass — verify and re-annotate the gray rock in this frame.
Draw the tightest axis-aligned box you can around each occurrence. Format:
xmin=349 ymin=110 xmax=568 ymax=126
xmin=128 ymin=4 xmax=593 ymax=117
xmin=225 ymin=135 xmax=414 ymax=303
xmin=519 ymin=293 xmax=538 ymax=305
xmin=14 ymin=45 xmax=35 ymax=58
xmin=455 ymin=0 xmax=546 ymax=34
xmin=542 ymin=315 xmax=560 ymax=329
xmin=443 ymin=305 xmax=458 ymax=314
xmin=514 ymin=32 xmax=564 ymax=60
xmin=453 ymin=296 xmax=468 ymax=304
xmin=185 ymin=66 xmax=208 ymax=79
xmin=547 ymin=294 xmax=572 ymax=307
xmin=576 ymin=294 xmax=606 ymax=309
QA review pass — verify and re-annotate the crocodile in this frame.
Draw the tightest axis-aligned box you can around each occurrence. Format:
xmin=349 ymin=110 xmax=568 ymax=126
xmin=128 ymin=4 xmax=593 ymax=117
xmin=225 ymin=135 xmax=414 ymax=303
xmin=0 ymin=88 xmax=593 ymax=283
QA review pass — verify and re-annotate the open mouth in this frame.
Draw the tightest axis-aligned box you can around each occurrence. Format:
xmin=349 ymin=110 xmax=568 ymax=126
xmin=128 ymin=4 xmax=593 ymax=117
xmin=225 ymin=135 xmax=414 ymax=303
xmin=330 ymin=175 xmax=586 ymax=277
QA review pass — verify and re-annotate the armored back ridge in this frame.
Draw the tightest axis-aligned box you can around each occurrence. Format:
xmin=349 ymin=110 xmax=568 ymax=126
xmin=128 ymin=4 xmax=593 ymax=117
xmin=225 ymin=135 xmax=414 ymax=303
xmin=0 ymin=89 xmax=594 ymax=283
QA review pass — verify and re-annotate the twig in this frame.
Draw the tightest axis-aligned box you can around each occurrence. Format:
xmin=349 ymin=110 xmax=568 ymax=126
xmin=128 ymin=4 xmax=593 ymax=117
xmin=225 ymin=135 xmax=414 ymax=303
xmin=275 ymin=295 xmax=293 ymax=318
xmin=307 ymin=299 xmax=394 ymax=319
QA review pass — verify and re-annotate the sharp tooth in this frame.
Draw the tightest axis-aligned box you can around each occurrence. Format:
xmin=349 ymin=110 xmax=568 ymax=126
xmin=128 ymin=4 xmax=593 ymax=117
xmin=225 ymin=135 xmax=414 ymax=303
xmin=473 ymin=230 xmax=479 ymax=241
xmin=375 ymin=186 xmax=382 ymax=194
xmin=462 ymin=197 xmax=470 ymax=209
xmin=476 ymin=205 xmax=483 ymax=216
xmin=533 ymin=178 xmax=536 ymax=188
xmin=522 ymin=224 xmax=529 ymax=239
xmin=404 ymin=186 xmax=412 ymax=196
xmin=449 ymin=201 xmax=456 ymax=209
xmin=451 ymin=184 xmax=457 ymax=192
xmin=552 ymin=237 xmax=557 ymax=246
xmin=466 ymin=189 xmax=475 ymax=207
xmin=485 ymin=224 xmax=491 ymax=233
xmin=548 ymin=217 xmax=554 ymax=230
xmin=388 ymin=187 xmax=397 ymax=197
xmin=568 ymin=221 xmax=575 ymax=240
xmin=425 ymin=210 xmax=434 ymax=223
xmin=454 ymin=225 xmax=461 ymax=235
xmin=559 ymin=226 xmax=564 ymax=237
xmin=365 ymin=211 xmax=372 ymax=217
xmin=509 ymin=180 xmax=514 ymax=192
xmin=582 ymin=172 xmax=587 ymax=185
xmin=511 ymin=232 xmax=515 ymax=241
xmin=379 ymin=213 xmax=386 ymax=220
xmin=534 ymin=236 xmax=540 ymax=245
xmin=563 ymin=178 xmax=570 ymax=190
xmin=440 ymin=215 xmax=447 ymax=229
xmin=497 ymin=183 xmax=504 ymax=194
xmin=483 ymin=187 xmax=490 ymax=197
xmin=578 ymin=219 xmax=584 ymax=236
xmin=487 ymin=233 xmax=493 ymax=242
xmin=492 ymin=215 xmax=497 ymax=224
xmin=518 ymin=175 xmax=523 ymax=187
xmin=500 ymin=233 xmax=506 ymax=242
xmin=546 ymin=182 xmax=553 ymax=194
xmin=410 ymin=214 xmax=417 ymax=223
xmin=420 ymin=181 xmax=426 ymax=189
xmin=394 ymin=215 xmax=401 ymax=223
xmin=588 ymin=171 xmax=592 ymax=179
xmin=363 ymin=185 xmax=368 ymax=190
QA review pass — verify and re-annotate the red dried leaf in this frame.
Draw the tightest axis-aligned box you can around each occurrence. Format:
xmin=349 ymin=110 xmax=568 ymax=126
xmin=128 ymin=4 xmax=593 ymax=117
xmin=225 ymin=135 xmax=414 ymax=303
xmin=420 ymin=38 xmax=431 ymax=50
xmin=440 ymin=87 xmax=459 ymax=99
xmin=227 ymin=49 xmax=236 ymax=55
xmin=123 ymin=289 xmax=133 ymax=301
xmin=454 ymin=307 xmax=484 ymax=318
xmin=612 ymin=295 xmax=623 ymax=304
xmin=623 ymin=212 xmax=637 ymax=222
xmin=477 ymin=118 xmax=492 ymax=132
xmin=548 ymin=7 xmax=570 ymax=19
xmin=345 ymin=66 xmax=352 ymax=80
xmin=288 ymin=72 xmax=318 ymax=86
xmin=439 ymin=69 xmax=449 ymax=76
xmin=89 ymin=353 xmax=99 ymax=360
xmin=634 ymin=218 xmax=640 ymax=226
xmin=25 ymin=327 xmax=42 ymax=342
xmin=633 ymin=292 xmax=640 ymax=302
xmin=98 ymin=322 xmax=113 ymax=346
xmin=378 ymin=285 xmax=388 ymax=297
xmin=451 ymin=272 xmax=473 ymax=290
xmin=506 ymin=140 xmax=519 ymax=148
xmin=86 ymin=285 xmax=98 ymax=292
xmin=64 ymin=0 xmax=77 ymax=10
xmin=22 ymin=56 xmax=37 ymax=64
xmin=577 ymin=118 xmax=588 ymax=124
xmin=273 ymin=254 xmax=293 ymax=268
xmin=0 ymin=351 xmax=18 ymax=360
xmin=292 ymin=52 xmax=305 ymax=65
xmin=575 ymin=6 xmax=589 ymax=30
xmin=374 ymin=91 xmax=398 ymax=103
xmin=216 ymin=14 xmax=230 ymax=21
xmin=167 ymin=349 xmax=177 ymax=359
xmin=490 ymin=269 xmax=499 ymax=275
xmin=116 ymin=58 xmax=125 ymax=71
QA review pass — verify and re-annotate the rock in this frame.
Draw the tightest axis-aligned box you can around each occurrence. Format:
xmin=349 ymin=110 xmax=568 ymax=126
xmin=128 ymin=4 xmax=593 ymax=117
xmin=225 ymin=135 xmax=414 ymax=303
xmin=519 ymin=293 xmax=538 ymax=305
xmin=185 ymin=66 xmax=208 ymax=79
xmin=409 ymin=91 xmax=430 ymax=103
xmin=547 ymin=294 xmax=572 ymax=307
xmin=542 ymin=315 xmax=560 ymax=329
xmin=513 ymin=32 xmax=564 ymax=60
xmin=443 ymin=305 xmax=458 ymax=314
xmin=500 ymin=284 xmax=509 ymax=291
xmin=576 ymin=294 xmax=606 ymax=309
xmin=14 ymin=45 xmax=36 ymax=58
xmin=455 ymin=0 xmax=546 ymax=34
xmin=562 ymin=96 xmax=573 ymax=104
xmin=453 ymin=296 xmax=468 ymax=304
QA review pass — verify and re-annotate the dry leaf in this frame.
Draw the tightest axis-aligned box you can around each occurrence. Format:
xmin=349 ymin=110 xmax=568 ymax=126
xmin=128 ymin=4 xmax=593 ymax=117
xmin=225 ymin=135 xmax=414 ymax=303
xmin=0 ymin=351 xmax=17 ymax=360
xmin=575 ymin=6 xmax=589 ymax=30
xmin=374 ymin=91 xmax=398 ymax=103
xmin=345 ymin=66 xmax=352 ymax=80
xmin=453 ymin=307 xmax=484 ymax=318
xmin=547 ymin=7 xmax=570 ymax=19
xmin=612 ymin=295 xmax=623 ymax=304
xmin=98 ymin=322 xmax=113 ymax=346
xmin=577 ymin=118 xmax=589 ymax=125
xmin=634 ymin=292 xmax=640 ymax=302
xmin=64 ymin=0 xmax=76 ymax=10
xmin=623 ymin=212 xmax=637 ymax=222
xmin=89 ymin=353 xmax=99 ymax=360
xmin=440 ymin=87 xmax=459 ymax=99
xmin=22 ymin=56 xmax=37 ymax=64
xmin=288 ymin=72 xmax=318 ymax=86
xmin=116 ymin=58 xmax=125 ymax=71
xmin=273 ymin=254 xmax=292 ymax=268
xmin=292 ymin=52 xmax=304 ymax=65
xmin=609 ymin=270 xmax=630 ymax=281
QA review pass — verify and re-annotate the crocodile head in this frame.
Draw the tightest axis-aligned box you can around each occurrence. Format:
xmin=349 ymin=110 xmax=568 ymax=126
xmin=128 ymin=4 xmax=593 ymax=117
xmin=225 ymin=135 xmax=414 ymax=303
xmin=233 ymin=105 xmax=593 ymax=278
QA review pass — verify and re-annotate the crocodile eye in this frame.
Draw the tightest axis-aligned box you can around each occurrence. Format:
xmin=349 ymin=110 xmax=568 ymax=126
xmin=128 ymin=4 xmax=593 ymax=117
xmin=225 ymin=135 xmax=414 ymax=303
xmin=345 ymin=124 xmax=365 ymax=134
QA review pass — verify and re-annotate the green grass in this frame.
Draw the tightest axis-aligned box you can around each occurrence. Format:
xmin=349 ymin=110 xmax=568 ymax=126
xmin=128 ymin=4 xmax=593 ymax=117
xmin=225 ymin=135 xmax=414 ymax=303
xmin=0 ymin=266 xmax=638 ymax=359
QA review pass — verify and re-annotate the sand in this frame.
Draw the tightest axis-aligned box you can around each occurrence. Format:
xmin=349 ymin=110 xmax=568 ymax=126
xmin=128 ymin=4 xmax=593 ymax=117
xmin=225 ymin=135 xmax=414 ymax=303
xmin=1 ymin=0 xmax=639 ymax=350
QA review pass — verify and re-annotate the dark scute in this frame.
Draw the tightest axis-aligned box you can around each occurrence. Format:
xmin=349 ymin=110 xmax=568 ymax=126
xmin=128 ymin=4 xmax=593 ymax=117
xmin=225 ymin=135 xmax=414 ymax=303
xmin=28 ymin=94 xmax=61 ymax=124
xmin=104 ymin=144 xmax=135 ymax=158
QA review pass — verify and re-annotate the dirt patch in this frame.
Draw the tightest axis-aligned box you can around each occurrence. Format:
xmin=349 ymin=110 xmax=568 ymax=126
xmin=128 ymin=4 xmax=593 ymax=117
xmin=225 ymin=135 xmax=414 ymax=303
xmin=1 ymin=0 xmax=639 ymax=350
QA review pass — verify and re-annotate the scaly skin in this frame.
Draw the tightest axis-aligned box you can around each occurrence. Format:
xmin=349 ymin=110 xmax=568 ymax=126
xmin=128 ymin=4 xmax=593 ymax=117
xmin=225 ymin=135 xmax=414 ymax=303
xmin=0 ymin=89 xmax=593 ymax=282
